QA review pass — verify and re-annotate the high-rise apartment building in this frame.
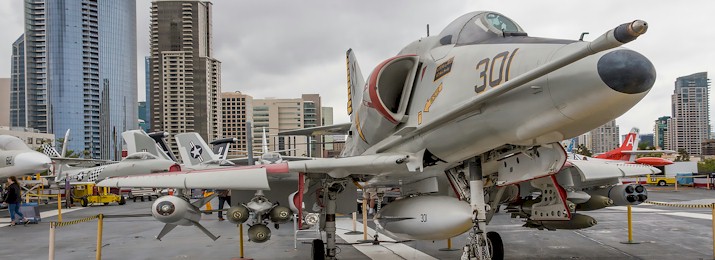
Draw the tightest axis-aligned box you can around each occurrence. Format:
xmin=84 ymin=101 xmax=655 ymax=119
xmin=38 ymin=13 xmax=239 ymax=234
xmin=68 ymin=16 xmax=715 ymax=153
xmin=10 ymin=35 xmax=25 ymax=128
xmin=653 ymin=116 xmax=670 ymax=150
xmin=221 ymin=92 xmax=253 ymax=158
xmin=11 ymin=0 xmax=137 ymax=160
xmin=150 ymin=0 xmax=222 ymax=152
xmin=589 ymin=120 xmax=620 ymax=154
xmin=252 ymin=95 xmax=321 ymax=157
xmin=670 ymin=72 xmax=711 ymax=155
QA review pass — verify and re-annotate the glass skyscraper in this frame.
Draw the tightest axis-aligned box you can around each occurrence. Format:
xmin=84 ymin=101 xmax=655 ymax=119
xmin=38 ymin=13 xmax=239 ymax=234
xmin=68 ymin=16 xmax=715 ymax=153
xmin=12 ymin=0 xmax=137 ymax=160
xmin=10 ymin=35 xmax=26 ymax=128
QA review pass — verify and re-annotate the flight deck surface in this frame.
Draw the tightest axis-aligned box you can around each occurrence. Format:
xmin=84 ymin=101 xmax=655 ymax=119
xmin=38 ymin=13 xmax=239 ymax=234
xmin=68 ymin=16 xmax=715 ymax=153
xmin=1 ymin=187 xmax=713 ymax=260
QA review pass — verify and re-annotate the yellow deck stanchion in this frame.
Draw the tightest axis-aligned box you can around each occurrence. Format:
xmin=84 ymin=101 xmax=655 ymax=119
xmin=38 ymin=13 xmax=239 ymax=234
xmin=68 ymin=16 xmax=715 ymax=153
xmin=439 ymin=237 xmax=460 ymax=251
xmin=240 ymin=224 xmax=245 ymax=258
xmin=49 ymin=222 xmax=56 ymax=260
xmin=362 ymin=194 xmax=368 ymax=241
xmin=96 ymin=214 xmax=104 ymax=260
xmin=620 ymin=205 xmax=641 ymax=244
xmin=57 ymin=194 xmax=62 ymax=222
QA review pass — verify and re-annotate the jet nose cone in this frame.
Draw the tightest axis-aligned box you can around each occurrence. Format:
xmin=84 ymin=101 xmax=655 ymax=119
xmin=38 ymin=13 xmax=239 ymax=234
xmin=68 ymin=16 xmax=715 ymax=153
xmin=16 ymin=152 xmax=52 ymax=171
xmin=597 ymin=49 xmax=656 ymax=94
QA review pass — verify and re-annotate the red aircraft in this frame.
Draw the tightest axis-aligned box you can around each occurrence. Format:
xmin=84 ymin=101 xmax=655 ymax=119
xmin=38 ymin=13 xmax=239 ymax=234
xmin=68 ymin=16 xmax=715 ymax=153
xmin=594 ymin=129 xmax=674 ymax=167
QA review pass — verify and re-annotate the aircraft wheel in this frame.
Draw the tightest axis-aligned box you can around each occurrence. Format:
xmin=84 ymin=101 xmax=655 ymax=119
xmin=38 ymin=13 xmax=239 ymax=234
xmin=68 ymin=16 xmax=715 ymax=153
xmin=658 ymin=180 xmax=667 ymax=186
xmin=119 ymin=196 xmax=126 ymax=205
xmin=311 ymin=239 xmax=325 ymax=260
xmin=80 ymin=197 xmax=89 ymax=207
xmin=487 ymin=231 xmax=504 ymax=260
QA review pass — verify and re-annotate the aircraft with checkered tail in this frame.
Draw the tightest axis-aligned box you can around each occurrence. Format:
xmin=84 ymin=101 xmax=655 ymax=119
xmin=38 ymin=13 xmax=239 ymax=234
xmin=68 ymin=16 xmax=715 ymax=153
xmin=98 ymin=11 xmax=657 ymax=259
xmin=47 ymin=130 xmax=180 ymax=184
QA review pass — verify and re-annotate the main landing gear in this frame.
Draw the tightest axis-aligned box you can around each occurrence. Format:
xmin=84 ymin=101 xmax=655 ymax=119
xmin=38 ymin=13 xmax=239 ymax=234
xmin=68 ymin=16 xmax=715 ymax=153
xmin=460 ymin=158 xmax=505 ymax=260
xmin=311 ymin=179 xmax=348 ymax=260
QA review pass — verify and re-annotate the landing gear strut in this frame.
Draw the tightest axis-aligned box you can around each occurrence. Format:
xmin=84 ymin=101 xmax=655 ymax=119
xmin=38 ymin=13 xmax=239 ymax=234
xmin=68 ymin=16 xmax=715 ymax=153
xmin=312 ymin=179 xmax=347 ymax=260
xmin=461 ymin=158 xmax=505 ymax=260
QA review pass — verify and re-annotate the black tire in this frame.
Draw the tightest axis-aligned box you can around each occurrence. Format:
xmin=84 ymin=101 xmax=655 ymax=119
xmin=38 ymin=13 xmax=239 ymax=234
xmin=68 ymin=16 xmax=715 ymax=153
xmin=658 ymin=180 xmax=667 ymax=186
xmin=103 ymin=203 xmax=109 ymax=206
xmin=119 ymin=196 xmax=126 ymax=205
xmin=487 ymin=231 xmax=504 ymax=260
xmin=81 ymin=197 xmax=89 ymax=207
xmin=311 ymin=239 xmax=325 ymax=260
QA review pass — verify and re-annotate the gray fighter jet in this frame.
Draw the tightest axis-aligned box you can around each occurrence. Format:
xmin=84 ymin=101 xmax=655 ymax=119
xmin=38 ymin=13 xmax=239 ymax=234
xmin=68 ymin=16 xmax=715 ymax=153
xmin=99 ymin=11 xmax=655 ymax=260
xmin=0 ymin=135 xmax=52 ymax=178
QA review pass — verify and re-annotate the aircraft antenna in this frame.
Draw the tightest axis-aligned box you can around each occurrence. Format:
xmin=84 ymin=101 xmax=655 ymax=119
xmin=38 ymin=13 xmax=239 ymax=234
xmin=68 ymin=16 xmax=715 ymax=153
xmin=579 ymin=32 xmax=589 ymax=41
xmin=426 ymin=24 xmax=429 ymax=36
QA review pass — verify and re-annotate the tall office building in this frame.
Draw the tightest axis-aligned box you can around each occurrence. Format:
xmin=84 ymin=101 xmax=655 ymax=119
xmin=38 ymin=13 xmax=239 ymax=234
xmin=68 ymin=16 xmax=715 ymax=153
xmin=10 ymin=35 xmax=25 ymax=128
xmin=302 ymin=94 xmax=322 ymax=157
xmin=150 ymin=0 xmax=222 ymax=152
xmin=221 ymin=92 xmax=253 ymax=158
xmin=589 ymin=120 xmax=620 ymax=154
xmin=653 ymin=116 xmax=670 ymax=149
xmin=252 ymin=95 xmax=321 ymax=157
xmin=11 ymin=0 xmax=137 ymax=160
xmin=0 ymin=78 xmax=10 ymax=126
xmin=670 ymin=72 xmax=711 ymax=155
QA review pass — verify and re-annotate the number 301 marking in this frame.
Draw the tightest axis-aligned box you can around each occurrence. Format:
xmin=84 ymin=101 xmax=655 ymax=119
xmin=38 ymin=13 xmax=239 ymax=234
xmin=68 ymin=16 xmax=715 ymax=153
xmin=474 ymin=48 xmax=519 ymax=94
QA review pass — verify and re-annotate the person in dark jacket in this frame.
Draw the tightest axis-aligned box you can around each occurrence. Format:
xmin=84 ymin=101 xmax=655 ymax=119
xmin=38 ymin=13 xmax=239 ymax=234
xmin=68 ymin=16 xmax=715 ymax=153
xmin=216 ymin=189 xmax=231 ymax=221
xmin=3 ymin=176 xmax=28 ymax=226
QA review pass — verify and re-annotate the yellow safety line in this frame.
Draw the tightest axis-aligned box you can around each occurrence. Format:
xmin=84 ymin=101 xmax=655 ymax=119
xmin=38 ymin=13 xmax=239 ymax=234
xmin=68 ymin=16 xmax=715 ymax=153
xmin=52 ymin=214 xmax=101 ymax=228
xmin=645 ymin=201 xmax=715 ymax=209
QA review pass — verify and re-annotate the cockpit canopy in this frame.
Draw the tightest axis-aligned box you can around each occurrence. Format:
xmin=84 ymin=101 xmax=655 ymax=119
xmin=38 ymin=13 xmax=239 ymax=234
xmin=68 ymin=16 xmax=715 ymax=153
xmin=124 ymin=152 xmax=158 ymax=160
xmin=438 ymin=11 xmax=527 ymax=45
xmin=0 ymin=135 xmax=31 ymax=151
xmin=260 ymin=152 xmax=282 ymax=164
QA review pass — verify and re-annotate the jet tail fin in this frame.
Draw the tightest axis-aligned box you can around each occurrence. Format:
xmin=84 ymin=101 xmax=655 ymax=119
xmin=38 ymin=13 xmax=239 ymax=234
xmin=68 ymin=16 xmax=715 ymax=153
xmin=122 ymin=130 xmax=175 ymax=162
xmin=346 ymin=49 xmax=365 ymax=123
xmin=176 ymin=133 xmax=219 ymax=166
xmin=156 ymin=224 xmax=177 ymax=241
xmin=209 ymin=138 xmax=237 ymax=161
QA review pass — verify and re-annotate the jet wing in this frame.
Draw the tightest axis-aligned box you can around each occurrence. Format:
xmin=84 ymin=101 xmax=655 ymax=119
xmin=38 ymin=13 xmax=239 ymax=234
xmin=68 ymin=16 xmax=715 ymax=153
xmin=278 ymin=123 xmax=351 ymax=136
xmin=568 ymin=160 xmax=660 ymax=182
xmin=621 ymin=150 xmax=676 ymax=154
xmin=287 ymin=153 xmax=421 ymax=176
xmin=96 ymin=166 xmax=275 ymax=190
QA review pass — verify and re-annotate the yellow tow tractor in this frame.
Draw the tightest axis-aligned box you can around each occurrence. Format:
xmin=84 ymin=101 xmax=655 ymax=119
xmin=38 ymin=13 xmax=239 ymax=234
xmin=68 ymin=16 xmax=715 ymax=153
xmin=71 ymin=182 xmax=126 ymax=207
xmin=645 ymin=174 xmax=677 ymax=186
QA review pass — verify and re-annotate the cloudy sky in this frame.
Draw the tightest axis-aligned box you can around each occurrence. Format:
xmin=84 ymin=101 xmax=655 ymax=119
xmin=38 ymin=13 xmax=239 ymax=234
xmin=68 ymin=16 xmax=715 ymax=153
xmin=1 ymin=0 xmax=713 ymax=137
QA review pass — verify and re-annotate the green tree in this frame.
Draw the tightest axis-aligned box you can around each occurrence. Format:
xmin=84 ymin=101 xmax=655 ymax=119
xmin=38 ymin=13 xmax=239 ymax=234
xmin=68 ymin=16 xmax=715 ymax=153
xmin=575 ymin=144 xmax=593 ymax=157
xmin=698 ymin=159 xmax=715 ymax=173
xmin=674 ymin=148 xmax=690 ymax=162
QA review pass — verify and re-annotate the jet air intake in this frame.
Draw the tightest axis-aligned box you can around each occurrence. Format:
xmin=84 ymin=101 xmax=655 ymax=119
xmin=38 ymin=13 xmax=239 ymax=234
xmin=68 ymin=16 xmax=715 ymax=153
xmin=355 ymin=55 xmax=420 ymax=144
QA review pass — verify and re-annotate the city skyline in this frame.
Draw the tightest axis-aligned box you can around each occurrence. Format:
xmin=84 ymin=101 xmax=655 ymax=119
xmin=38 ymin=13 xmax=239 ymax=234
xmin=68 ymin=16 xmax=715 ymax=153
xmin=0 ymin=1 xmax=713 ymax=138
xmin=9 ymin=0 xmax=137 ymax=160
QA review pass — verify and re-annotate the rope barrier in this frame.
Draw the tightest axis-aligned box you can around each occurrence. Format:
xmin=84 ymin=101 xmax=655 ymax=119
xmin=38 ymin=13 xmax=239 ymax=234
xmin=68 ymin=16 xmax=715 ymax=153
xmin=644 ymin=201 xmax=715 ymax=209
xmin=51 ymin=214 xmax=101 ymax=228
